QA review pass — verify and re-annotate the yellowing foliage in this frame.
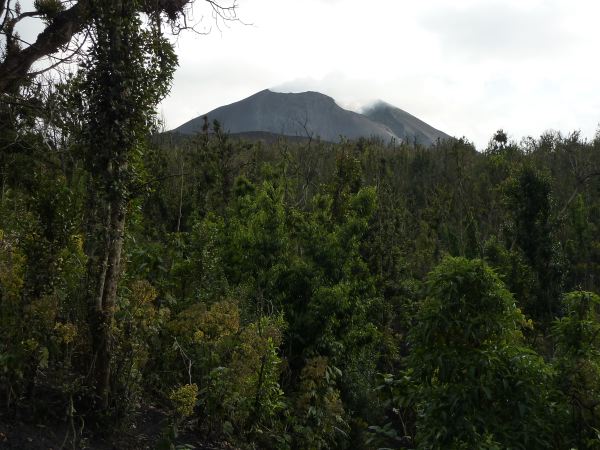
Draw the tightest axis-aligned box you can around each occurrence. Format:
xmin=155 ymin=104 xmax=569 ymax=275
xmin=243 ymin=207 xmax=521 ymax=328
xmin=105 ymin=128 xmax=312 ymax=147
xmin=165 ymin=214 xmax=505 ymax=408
xmin=54 ymin=322 xmax=77 ymax=345
xmin=167 ymin=299 xmax=240 ymax=344
xmin=169 ymin=383 xmax=199 ymax=417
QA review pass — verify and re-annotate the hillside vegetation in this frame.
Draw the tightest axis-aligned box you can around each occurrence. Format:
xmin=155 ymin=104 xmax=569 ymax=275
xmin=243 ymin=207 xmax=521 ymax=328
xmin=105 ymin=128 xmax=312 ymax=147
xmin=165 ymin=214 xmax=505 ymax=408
xmin=1 ymin=2 xmax=600 ymax=448
xmin=2 ymin=104 xmax=600 ymax=448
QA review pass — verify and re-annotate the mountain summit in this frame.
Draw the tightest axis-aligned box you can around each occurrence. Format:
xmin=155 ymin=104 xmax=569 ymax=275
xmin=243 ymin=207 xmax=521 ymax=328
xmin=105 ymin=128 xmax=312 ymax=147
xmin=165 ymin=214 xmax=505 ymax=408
xmin=362 ymin=101 xmax=451 ymax=146
xmin=173 ymin=89 xmax=450 ymax=145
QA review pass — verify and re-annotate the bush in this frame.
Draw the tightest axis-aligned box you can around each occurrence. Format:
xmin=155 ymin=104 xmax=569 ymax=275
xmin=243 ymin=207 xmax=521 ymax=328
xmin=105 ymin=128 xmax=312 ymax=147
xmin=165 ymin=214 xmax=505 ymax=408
xmin=407 ymin=257 xmax=556 ymax=449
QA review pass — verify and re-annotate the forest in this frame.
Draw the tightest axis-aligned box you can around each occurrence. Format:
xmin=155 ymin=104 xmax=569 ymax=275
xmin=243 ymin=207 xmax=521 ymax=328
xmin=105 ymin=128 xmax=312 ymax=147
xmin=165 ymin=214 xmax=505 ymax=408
xmin=2 ymin=1 xmax=600 ymax=449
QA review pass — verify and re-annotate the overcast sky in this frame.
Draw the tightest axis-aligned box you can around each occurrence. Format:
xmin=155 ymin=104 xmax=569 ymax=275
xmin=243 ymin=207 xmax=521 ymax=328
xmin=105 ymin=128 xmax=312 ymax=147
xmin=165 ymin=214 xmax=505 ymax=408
xmin=14 ymin=0 xmax=600 ymax=149
xmin=158 ymin=0 xmax=599 ymax=148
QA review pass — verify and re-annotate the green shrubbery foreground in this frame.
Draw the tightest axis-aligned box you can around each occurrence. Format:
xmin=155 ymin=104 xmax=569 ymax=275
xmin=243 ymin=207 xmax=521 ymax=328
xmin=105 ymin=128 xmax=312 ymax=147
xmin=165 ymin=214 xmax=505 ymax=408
xmin=3 ymin=2 xmax=600 ymax=447
xmin=2 ymin=110 xmax=600 ymax=448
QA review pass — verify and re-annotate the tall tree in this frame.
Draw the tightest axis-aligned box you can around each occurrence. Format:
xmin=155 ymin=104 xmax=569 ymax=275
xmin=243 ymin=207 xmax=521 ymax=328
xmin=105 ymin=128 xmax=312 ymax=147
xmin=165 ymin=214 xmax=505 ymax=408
xmin=504 ymin=165 xmax=563 ymax=322
xmin=79 ymin=0 xmax=177 ymax=407
xmin=1 ymin=0 xmax=239 ymax=411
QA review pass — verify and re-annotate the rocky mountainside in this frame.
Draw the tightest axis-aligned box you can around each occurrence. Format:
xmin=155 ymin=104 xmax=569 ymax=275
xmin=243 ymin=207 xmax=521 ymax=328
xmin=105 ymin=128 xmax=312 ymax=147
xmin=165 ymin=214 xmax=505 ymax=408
xmin=361 ymin=101 xmax=451 ymax=146
xmin=173 ymin=89 xmax=450 ymax=145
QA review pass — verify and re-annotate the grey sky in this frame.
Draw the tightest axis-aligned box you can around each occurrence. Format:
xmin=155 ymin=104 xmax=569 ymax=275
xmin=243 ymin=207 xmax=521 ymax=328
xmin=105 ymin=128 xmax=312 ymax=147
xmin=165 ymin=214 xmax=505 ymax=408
xmin=12 ymin=0 xmax=600 ymax=148
xmin=158 ymin=0 xmax=600 ymax=148
xmin=422 ymin=1 xmax=575 ymax=60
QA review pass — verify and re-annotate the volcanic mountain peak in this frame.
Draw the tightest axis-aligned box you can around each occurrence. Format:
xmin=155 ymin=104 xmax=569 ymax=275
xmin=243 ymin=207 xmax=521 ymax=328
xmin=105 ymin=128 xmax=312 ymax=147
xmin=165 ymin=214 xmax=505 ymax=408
xmin=361 ymin=101 xmax=451 ymax=146
xmin=173 ymin=89 xmax=450 ymax=145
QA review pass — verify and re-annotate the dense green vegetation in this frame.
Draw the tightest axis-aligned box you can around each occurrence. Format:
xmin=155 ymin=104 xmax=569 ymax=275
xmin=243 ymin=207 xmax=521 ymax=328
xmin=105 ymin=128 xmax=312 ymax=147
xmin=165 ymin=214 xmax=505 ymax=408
xmin=2 ymin=2 xmax=600 ymax=449
xmin=2 ymin=103 xmax=600 ymax=448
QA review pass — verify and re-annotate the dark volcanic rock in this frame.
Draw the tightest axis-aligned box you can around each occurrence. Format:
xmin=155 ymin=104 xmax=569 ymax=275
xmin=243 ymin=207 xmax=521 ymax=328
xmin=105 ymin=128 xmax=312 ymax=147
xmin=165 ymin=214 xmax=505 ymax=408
xmin=173 ymin=89 xmax=451 ymax=146
xmin=362 ymin=101 xmax=451 ymax=146
xmin=174 ymin=90 xmax=398 ymax=143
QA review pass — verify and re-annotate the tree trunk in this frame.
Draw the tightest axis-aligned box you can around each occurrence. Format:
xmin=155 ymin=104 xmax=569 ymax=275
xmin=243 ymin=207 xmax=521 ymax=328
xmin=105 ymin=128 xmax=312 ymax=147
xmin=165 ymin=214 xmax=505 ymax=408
xmin=83 ymin=0 xmax=129 ymax=407
xmin=79 ymin=0 xmax=180 ymax=410
xmin=89 ymin=199 xmax=127 ymax=407
xmin=85 ymin=167 xmax=128 ymax=408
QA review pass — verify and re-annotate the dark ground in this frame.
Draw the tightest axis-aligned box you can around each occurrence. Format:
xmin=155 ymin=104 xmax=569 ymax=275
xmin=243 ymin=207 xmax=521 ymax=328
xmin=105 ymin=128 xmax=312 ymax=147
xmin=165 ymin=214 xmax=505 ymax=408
xmin=0 ymin=406 xmax=237 ymax=450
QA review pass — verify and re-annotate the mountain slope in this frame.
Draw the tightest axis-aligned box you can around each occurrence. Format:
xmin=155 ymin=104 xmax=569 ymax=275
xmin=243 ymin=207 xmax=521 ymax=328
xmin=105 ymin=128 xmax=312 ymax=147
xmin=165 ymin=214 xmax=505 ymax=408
xmin=361 ymin=101 xmax=450 ymax=146
xmin=173 ymin=89 xmax=399 ymax=142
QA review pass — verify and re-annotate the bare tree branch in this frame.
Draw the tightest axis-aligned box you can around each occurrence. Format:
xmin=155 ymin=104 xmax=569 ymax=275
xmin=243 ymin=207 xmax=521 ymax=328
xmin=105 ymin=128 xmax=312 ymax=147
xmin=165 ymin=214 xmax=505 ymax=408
xmin=0 ymin=0 xmax=90 ymax=93
xmin=0 ymin=0 xmax=240 ymax=94
xmin=0 ymin=0 xmax=11 ymax=33
xmin=25 ymin=30 xmax=89 ymax=79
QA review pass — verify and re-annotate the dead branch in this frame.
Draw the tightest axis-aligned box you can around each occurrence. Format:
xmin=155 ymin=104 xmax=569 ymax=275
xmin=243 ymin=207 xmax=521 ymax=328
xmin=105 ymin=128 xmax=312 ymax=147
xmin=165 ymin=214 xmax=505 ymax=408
xmin=0 ymin=0 xmax=240 ymax=93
